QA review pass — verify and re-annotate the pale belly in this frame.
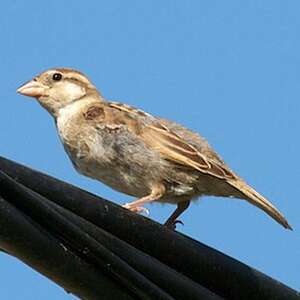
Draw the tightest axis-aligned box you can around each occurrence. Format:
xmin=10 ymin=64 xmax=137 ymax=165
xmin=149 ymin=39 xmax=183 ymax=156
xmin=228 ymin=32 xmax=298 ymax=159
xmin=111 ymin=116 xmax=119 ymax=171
xmin=64 ymin=138 xmax=197 ymax=204
xmin=73 ymin=155 xmax=151 ymax=197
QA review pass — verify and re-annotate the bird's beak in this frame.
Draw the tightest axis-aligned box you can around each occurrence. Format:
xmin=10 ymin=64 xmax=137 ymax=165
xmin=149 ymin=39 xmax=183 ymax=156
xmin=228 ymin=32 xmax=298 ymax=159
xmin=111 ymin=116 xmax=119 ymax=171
xmin=17 ymin=79 xmax=47 ymax=98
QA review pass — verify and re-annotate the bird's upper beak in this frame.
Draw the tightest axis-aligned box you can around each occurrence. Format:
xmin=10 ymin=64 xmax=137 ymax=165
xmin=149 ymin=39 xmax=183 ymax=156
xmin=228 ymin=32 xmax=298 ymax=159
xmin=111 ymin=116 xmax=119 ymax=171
xmin=17 ymin=79 xmax=47 ymax=98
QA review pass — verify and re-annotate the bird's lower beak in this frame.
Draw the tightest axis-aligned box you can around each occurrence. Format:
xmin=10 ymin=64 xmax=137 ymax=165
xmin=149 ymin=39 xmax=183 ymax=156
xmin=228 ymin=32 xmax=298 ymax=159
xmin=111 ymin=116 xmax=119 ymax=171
xmin=17 ymin=79 xmax=46 ymax=98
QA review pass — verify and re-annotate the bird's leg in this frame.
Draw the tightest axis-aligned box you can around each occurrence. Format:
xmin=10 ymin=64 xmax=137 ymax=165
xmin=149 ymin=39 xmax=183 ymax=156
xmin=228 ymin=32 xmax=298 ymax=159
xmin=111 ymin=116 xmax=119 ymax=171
xmin=123 ymin=184 xmax=165 ymax=215
xmin=164 ymin=201 xmax=190 ymax=230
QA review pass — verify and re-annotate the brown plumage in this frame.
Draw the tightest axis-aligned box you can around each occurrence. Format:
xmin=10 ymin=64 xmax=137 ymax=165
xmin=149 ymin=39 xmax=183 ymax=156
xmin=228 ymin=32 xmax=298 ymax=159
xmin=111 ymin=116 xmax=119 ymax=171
xmin=17 ymin=68 xmax=292 ymax=230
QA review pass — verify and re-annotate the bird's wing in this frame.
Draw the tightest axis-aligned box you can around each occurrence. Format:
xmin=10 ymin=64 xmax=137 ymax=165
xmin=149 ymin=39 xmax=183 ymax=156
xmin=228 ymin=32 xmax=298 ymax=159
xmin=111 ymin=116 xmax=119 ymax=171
xmin=108 ymin=102 xmax=236 ymax=180
xmin=100 ymin=102 xmax=291 ymax=229
xmin=141 ymin=122 xmax=236 ymax=179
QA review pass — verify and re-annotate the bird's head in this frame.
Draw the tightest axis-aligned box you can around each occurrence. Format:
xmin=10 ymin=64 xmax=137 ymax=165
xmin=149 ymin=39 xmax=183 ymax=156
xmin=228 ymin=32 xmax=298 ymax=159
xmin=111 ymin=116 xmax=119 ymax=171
xmin=17 ymin=68 xmax=102 ymax=116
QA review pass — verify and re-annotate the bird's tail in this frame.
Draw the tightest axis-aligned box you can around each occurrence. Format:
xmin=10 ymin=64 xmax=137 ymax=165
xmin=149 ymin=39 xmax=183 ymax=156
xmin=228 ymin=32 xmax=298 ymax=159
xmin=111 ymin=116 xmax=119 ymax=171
xmin=227 ymin=179 xmax=292 ymax=230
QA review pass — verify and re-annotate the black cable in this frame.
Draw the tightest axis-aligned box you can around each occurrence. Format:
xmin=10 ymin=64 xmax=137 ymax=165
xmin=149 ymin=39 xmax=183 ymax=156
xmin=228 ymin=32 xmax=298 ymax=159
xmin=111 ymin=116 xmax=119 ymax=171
xmin=0 ymin=196 xmax=133 ymax=300
xmin=0 ymin=170 xmax=173 ymax=300
xmin=0 ymin=156 xmax=299 ymax=300
xmin=29 ymin=183 xmax=222 ymax=300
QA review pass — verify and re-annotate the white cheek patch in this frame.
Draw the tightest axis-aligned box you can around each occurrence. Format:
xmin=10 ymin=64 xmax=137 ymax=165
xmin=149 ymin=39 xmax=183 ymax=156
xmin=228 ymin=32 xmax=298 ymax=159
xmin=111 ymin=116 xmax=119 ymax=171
xmin=62 ymin=82 xmax=85 ymax=101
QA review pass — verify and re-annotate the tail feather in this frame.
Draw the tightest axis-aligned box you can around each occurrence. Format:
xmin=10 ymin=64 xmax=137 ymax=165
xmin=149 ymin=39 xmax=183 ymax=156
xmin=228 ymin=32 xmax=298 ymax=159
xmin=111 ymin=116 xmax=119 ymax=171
xmin=227 ymin=179 xmax=292 ymax=230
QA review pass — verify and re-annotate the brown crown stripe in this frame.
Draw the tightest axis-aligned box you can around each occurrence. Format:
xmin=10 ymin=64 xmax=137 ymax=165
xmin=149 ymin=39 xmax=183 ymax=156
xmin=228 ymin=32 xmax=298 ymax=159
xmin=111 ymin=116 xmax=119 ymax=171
xmin=53 ymin=68 xmax=92 ymax=85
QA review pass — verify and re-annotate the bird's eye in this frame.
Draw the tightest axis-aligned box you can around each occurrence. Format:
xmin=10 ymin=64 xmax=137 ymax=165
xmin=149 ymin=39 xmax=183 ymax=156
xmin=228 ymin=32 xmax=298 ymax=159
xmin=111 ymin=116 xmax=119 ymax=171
xmin=52 ymin=73 xmax=62 ymax=81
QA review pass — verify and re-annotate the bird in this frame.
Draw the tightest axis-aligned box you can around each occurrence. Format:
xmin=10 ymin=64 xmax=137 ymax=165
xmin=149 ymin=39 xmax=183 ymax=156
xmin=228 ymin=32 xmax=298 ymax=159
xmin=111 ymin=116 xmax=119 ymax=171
xmin=17 ymin=67 xmax=292 ymax=230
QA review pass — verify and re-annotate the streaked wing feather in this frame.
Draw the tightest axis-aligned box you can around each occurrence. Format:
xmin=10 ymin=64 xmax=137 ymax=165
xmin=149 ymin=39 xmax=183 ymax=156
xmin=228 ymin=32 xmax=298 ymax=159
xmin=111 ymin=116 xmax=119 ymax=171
xmin=108 ymin=102 xmax=236 ymax=180
xmin=142 ymin=123 xmax=236 ymax=180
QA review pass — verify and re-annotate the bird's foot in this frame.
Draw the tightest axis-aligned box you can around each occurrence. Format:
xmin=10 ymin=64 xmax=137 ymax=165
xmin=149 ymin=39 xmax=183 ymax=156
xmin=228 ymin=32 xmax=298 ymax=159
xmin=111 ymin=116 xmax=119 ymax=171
xmin=122 ymin=203 xmax=149 ymax=215
xmin=164 ymin=219 xmax=184 ymax=230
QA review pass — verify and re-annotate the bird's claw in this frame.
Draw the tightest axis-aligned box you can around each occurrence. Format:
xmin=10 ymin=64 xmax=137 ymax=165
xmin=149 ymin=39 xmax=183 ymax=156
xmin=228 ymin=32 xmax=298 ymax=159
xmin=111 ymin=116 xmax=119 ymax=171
xmin=165 ymin=219 xmax=184 ymax=230
xmin=122 ymin=203 xmax=149 ymax=215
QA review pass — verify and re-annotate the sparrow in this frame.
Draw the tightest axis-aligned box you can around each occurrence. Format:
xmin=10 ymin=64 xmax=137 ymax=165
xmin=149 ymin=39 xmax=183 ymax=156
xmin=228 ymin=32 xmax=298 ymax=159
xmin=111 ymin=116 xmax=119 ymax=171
xmin=17 ymin=68 xmax=292 ymax=230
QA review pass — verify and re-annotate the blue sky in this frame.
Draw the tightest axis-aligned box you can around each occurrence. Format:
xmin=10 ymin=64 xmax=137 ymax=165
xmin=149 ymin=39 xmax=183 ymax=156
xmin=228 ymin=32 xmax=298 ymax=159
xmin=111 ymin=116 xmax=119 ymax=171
xmin=1 ymin=1 xmax=299 ymax=298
